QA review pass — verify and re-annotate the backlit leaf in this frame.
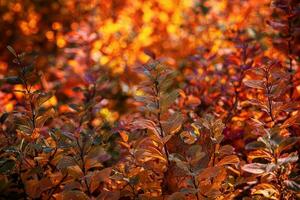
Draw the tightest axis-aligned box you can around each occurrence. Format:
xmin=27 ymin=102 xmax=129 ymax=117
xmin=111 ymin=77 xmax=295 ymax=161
xmin=243 ymin=80 xmax=265 ymax=89
xmin=216 ymin=155 xmax=240 ymax=166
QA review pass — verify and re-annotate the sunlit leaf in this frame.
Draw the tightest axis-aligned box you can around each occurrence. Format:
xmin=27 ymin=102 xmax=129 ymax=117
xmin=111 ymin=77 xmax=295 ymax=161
xmin=180 ymin=131 xmax=197 ymax=144
xmin=247 ymin=150 xmax=274 ymax=162
xmin=216 ymin=155 xmax=240 ymax=166
xmin=277 ymin=152 xmax=298 ymax=165
xmin=252 ymin=183 xmax=279 ymax=199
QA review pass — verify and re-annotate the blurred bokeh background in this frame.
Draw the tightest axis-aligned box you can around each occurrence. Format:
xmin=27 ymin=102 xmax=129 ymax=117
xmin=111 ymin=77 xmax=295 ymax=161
xmin=0 ymin=0 xmax=293 ymax=120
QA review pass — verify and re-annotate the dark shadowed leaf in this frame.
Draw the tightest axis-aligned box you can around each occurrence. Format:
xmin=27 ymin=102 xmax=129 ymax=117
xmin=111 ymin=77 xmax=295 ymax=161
xmin=245 ymin=141 xmax=266 ymax=150
xmin=144 ymin=49 xmax=156 ymax=59
xmin=0 ymin=113 xmax=9 ymax=124
xmin=284 ymin=180 xmax=300 ymax=192
xmin=69 ymin=104 xmax=81 ymax=112
xmin=5 ymin=76 xmax=22 ymax=85
xmin=35 ymin=108 xmax=55 ymax=128
xmin=0 ymin=160 xmax=15 ymax=173
xmin=277 ymin=137 xmax=300 ymax=153
xmin=7 ymin=45 xmax=17 ymax=57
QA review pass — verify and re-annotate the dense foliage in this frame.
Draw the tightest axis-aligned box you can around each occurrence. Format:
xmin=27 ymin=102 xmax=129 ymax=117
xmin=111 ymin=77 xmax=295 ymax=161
xmin=0 ymin=0 xmax=300 ymax=199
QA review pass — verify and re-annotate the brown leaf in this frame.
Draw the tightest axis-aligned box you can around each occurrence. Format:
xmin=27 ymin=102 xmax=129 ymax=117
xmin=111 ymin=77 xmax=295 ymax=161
xmin=267 ymin=20 xmax=287 ymax=30
xmin=242 ymin=163 xmax=267 ymax=174
xmin=198 ymin=166 xmax=221 ymax=180
xmin=61 ymin=190 xmax=89 ymax=200
xmin=243 ymin=80 xmax=265 ymax=90
xmin=247 ymin=150 xmax=274 ymax=162
xmin=251 ymin=183 xmax=279 ymax=199
xmin=89 ymin=168 xmax=112 ymax=193
xmin=216 ymin=155 xmax=240 ymax=166
xmin=168 ymin=192 xmax=185 ymax=200
xmin=97 ymin=191 xmax=120 ymax=200
xmin=25 ymin=179 xmax=40 ymax=198
xmin=277 ymin=137 xmax=300 ymax=153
